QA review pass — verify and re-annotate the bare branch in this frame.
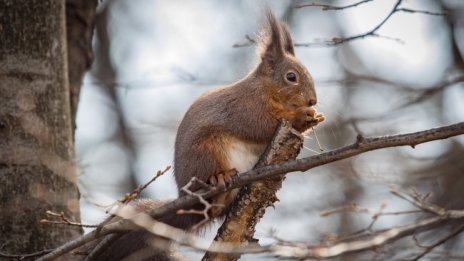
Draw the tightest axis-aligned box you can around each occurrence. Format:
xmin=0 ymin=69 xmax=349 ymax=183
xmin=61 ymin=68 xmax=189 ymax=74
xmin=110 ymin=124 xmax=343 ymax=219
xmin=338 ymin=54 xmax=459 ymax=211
xmin=36 ymin=167 xmax=170 ymax=261
xmin=330 ymin=0 xmax=402 ymax=45
xmin=294 ymin=0 xmax=374 ymax=10
xmin=37 ymin=196 xmax=464 ymax=260
xmin=320 ymin=203 xmax=422 ymax=217
xmin=390 ymin=188 xmax=447 ymax=216
xmin=232 ymin=34 xmax=255 ymax=48
xmin=411 ymin=225 xmax=464 ymax=261
xmin=0 ymin=248 xmax=53 ymax=260
xmin=179 ymin=178 xmax=224 ymax=230
xmin=40 ymin=211 xmax=98 ymax=228
xmin=35 ymin=122 xmax=464 ymax=260
xmin=203 ymin=120 xmax=304 ymax=261
xmin=337 ymin=75 xmax=464 ymax=128
xmin=296 ymin=0 xmax=447 ymax=46
xmin=84 ymin=234 xmax=122 ymax=261
xmin=84 ymin=166 xmax=170 ymax=260
xmin=273 ymin=214 xmax=464 ymax=259
xmin=397 ymin=8 xmax=448 ymax=16
xmin=122 ymin=166 xmax=171 ymax=204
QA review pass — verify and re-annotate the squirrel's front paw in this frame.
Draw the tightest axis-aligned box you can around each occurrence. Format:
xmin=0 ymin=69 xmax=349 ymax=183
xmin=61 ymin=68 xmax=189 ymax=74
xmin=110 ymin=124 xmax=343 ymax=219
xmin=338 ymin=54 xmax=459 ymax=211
xmin=293 ymin=107 xmax=325 ymax=132
xmin=208 ymin=169 xmax=238 ymax=188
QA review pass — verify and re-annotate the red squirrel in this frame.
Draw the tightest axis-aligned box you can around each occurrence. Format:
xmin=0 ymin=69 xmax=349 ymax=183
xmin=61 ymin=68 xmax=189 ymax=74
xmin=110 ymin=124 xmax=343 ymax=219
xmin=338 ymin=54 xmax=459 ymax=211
xmin=92 ymin=11 xmax=324 ymax=261
xmin=173 ymin=11 xmax=324 ymax=224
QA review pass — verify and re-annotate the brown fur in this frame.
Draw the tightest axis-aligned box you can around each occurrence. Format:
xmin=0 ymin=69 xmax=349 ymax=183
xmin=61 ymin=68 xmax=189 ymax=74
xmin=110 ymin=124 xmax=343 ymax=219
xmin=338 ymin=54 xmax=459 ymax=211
xmin=174 ymin=10 xmax=322 ymax=226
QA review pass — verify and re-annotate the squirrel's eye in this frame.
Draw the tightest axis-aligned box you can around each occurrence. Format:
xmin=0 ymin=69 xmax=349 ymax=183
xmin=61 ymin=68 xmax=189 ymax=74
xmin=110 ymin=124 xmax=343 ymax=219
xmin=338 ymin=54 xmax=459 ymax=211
xmin=286 ymin=72 xmax=297 ymax=82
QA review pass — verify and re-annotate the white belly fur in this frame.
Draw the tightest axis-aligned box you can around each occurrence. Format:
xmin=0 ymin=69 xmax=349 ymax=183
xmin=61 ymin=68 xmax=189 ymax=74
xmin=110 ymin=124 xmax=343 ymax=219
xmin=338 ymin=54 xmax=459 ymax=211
xmin=227 ymin=139 xmax=266 ymax=173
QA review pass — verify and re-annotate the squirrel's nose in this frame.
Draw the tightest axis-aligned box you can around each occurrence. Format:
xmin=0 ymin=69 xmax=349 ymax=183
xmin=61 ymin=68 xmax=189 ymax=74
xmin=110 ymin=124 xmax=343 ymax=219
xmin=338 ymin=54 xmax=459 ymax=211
xmin=308 ymin=98 xmax=317 ymax=106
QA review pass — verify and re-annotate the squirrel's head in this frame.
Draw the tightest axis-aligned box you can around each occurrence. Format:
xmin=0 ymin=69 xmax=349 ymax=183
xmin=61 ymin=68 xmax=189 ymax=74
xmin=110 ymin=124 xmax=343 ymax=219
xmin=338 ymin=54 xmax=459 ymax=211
xmin=257 ymin=11 xmax=317 ymax=110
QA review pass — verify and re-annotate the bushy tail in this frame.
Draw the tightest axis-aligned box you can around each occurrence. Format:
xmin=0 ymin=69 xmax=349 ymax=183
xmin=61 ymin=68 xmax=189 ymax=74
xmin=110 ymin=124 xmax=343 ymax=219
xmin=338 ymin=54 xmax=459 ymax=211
xmin=92 ymin=201 xmax=205 ymax=261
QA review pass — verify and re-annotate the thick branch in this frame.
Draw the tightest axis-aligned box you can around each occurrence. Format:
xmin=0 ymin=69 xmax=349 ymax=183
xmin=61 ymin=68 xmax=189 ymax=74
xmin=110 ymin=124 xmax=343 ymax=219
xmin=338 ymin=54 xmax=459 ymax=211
xmin=203 ymin=120 xmax=303 ymax=261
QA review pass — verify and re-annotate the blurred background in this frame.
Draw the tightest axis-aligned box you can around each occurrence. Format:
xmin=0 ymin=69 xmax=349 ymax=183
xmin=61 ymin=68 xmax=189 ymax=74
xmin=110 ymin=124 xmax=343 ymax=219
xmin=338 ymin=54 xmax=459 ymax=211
xmin=75 ymin=0 xmax=464 ymax=260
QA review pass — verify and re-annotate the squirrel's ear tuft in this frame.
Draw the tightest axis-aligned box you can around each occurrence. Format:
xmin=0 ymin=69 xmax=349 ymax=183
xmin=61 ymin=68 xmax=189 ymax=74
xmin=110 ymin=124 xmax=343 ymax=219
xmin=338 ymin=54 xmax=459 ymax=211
xmin=280 ymin=23 xmax=295 ymax=56
xmin=257 ymin=10 xmax=285 ymax=75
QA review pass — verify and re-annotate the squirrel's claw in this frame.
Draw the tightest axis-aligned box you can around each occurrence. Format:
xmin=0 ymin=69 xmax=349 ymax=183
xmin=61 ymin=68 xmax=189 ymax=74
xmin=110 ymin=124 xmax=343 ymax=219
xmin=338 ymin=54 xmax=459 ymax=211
xmin=293 ymin=107 xmax=325 ymax=132
xmin=208 ymin=169 xmax=238 ymax=189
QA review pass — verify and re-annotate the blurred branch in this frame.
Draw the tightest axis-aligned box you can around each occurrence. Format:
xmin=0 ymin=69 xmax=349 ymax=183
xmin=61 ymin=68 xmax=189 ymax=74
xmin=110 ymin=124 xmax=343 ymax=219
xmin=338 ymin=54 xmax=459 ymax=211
xmin=320 ymin=203 xmax=422 ymax=217
xmin=397 ymin=8 xmax=449 ymax=16
xmin=0 ymin=248 xmax=53 ymax=260
xmin=232 ymin=34 xmax=255 ymax=48
xmin=269 ymin=210 xmax=464 ymax=259
xmin=295 ymin=0 xmax=374 ymax=11
xmin=36 ymin=122 xmax=464 ymax=260
xmin=395 ymin=75 xmax=464 ymax=110
xmin=84 ymin=166 xmax=170 ymax=261
xmin=295 ymin=0 xmax=447 ymax=47
xmin=234 ymin=0 xmax=447 ymax=48
xmin=390 ymin=188 xmax=464 ymax=218
xmin=258 ymin=188 xmax=464 ymax=259
xmin=40 ymin=211 xmax=98 ymax=228
xmin=319 ymin=202 xmax=423 ymax=243
xmin=411 ymin=224 xmax=464 ymax=260
xmin=36 ymin=191 xmax=464 ymax=260
xmin=340 ymin=75 xmax=464 ymax=125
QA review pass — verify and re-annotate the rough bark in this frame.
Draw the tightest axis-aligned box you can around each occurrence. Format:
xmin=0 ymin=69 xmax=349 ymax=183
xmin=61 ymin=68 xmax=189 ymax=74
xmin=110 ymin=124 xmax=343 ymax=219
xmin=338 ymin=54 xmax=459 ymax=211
xmin=0 ymin=0 xmax=82 ymax=255
xmin=203 ymin=120 xmax=303 ymax=261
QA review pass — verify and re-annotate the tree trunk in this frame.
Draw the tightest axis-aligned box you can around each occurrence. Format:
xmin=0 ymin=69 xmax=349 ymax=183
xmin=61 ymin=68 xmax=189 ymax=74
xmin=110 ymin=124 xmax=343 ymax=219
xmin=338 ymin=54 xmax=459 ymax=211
xmin=0 ymin=0 xmax=82 ymax=255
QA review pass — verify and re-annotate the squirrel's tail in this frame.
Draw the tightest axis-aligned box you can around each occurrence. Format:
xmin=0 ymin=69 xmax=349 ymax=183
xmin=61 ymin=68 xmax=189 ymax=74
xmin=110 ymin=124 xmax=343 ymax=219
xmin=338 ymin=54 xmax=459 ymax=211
xmin=89 ymin=201 xmax=205 ymax=261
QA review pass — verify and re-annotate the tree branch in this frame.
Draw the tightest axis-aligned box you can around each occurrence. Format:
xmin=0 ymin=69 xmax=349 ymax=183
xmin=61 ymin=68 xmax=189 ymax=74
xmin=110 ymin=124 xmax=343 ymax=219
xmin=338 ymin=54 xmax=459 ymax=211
xmin=411 ymin=224 xmax=464 ymax=261
xmin=203 ymin=120 xmax=303 ymax=261
xmin=294 ymin=0 xmax=374 ymax=11
xmin=36 ymin=121 xmax=464 ymax=260
xmin=269 ymin=213 xmax=464 ymax=259
xmin=295 ymin=0 xmax=447 ymax=47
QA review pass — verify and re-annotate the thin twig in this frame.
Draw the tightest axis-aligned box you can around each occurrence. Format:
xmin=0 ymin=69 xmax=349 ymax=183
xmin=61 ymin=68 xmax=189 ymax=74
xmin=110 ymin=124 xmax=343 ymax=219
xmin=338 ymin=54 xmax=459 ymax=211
xmin=122 ymin=166 xmax=171 ymax=204
xmin=390 ymin=188 xmax=446 ymax=216
xmin=0 ymin=249 xmax=53 ymax=260
xmin=411 ymin=224 xmax=464 ymax=261
xmin=398 ymin=8 xmax=448 ymax=16
xmin=330 ymin=0 xmax=403 ymax=45
xmin=296 ymin=0 xmax=447 ymax=46
xmin=84 ymin=234 xmax=122 ymax=261
xmin=85 ymin=166 xmax=170 ymax=260
xmin=312 ymin=127 xmax=324 ymax=151
xmin=40 ymin=211 xmax=98 ymax=228
xmin=179 ymin=178 xmax=224 ymax=230
xmin=321 ymin=203 xmax=424 ymax=217
xmin=294 ymin=0 xmax=374 ymax=10
xmin=39 ymin=196 xmax=464 ymax=260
